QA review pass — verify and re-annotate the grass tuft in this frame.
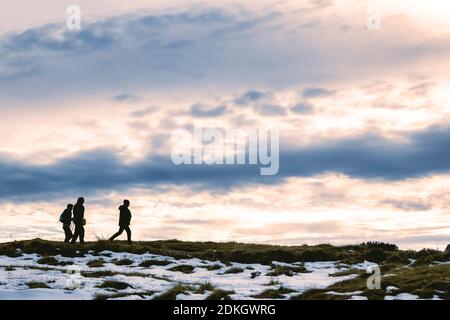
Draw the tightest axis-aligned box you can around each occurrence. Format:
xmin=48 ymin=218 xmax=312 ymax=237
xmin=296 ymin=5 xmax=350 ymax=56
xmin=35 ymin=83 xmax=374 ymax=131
xmin=168 ymin=265 xmax=195 ymax=274
xmin=139 ymin=259 xmax=172 ymax=267
xmin=26 ymin=282 xmax=50 ymax=289
xmin=194 ymin=283 xmax=215 ymax=294
xmin=154 ymin=284 xmax=193 ymax=300
xmin=36 ymin=256 xmax=73 ymax=266
xmin=114 ymin=258 xmax=134 ymax=266
xmin=252 ymin=287 xmax=295 ymax=299
xmin=37 ymin=256 xmax=59 ymax=266
xmin=87 ymin=259 xmax=105 ymax=268
xmin=81 ymin=271 xmax=118 ymax=278
xmin=204 ymin=264 xmax=223 ymax=271
xmin=222 ymin=267 xmax=244 ymax=274
xmin=266 ymin=264 xmax=310 ymax=277
xmin=98 ymin=280 xmax=132 ymax=290
xmin=206 ymin=289 xmax=234 ymax=300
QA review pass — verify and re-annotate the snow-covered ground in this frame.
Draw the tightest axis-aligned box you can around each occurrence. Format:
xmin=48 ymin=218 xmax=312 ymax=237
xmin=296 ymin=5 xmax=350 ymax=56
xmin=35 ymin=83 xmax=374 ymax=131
xmin=0 ymin=251 xmax=418 ymax=300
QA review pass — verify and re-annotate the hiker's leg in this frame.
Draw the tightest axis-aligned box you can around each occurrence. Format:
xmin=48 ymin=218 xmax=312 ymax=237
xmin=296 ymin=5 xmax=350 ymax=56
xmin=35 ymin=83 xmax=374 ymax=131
xmin=64 ymin=225 xmax=72 ymax=243
xmin=80 ymin=226 xmax=85 ymax=243
xmin=110 ymin=227 xmax=124 ymax=241
xmin=125 ymin=226 xmax=131 ymax=243
xmin=63 ymin=225 xmax=67 ymax=242
xmin=68 ymin=225 xmax=73 ymax=241
xmin=71 ymin=225 xmax=79 ymax=243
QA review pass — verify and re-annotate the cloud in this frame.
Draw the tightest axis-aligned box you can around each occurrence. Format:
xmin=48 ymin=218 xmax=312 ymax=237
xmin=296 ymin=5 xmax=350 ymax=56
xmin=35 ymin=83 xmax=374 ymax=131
xmin=112 ymin=93 xmax=142 ymax=103
xmin=2 ymin=124 xmax=450 ymax=201
xmin=0 ymin=9 xmax=282 ymax=102
xmin=301 ymin=87 xmax=335 ymax=98
xmin=1 ymin=6 xmax=450 ymax=105
xmin=381 ymin=198 xmax=432 ymax=211
xmin=0 ymin=149 xmax=270 ymax=202
xmin=281 ymin=125 xmax=450 ymax=180
xmin=130 ymin=106 xmax=157 ymax=118
xmin=252 ymin=103 xmax=286 ymax=116
xmin=234 ymin=221 xmax=344 ymax=237
xmin=1 ymin=24 xmax=115 ymax=53
xmin=234 ymin=90 xmax=271 ymax=106
xmin=161 ymin=216 xmax=234 ymax=227
xmin=291 ymin=102 xmax=314 ymax=114
xmin=403 ymin=81 xmax=436 ymax=98
xmin=190 ymin=103 xmax=227 ymax=117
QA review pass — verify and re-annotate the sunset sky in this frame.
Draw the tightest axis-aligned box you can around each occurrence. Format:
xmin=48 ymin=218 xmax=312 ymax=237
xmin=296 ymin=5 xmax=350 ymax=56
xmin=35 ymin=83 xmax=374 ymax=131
xmin=0 ymin=0 xmax=449 ymax=249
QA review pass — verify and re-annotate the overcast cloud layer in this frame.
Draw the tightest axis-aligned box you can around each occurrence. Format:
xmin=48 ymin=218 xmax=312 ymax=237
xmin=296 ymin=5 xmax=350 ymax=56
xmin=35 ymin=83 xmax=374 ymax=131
xmin=1 ymin=124 xmax=450 ymax=201
xmin=1 ymin=3 xmax=450 ymax=105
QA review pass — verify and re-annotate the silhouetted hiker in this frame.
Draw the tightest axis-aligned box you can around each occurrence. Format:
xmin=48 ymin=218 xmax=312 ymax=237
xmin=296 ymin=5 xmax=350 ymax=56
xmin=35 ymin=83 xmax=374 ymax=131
xmin=109 ymin=199 xmax=132 ymax=244
xmin=71 ymin=197 xmax=85 ymax=244
xmin=59 ymin=204 xmax=73 ymax=243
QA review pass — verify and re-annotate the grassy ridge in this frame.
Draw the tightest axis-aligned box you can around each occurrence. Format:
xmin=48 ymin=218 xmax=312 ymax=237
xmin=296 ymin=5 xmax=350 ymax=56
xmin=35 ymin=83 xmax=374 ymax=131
xmin=0 ymin=238 xmax=448 ymax=265
xmin=0 ymin=239 xmax=449 ymax=300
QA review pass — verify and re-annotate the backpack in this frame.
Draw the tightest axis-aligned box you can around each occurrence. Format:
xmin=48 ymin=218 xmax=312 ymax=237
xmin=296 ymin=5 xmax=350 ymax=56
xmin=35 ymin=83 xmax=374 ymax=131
xmin=59 ymin=210 xmax=69 ymax=224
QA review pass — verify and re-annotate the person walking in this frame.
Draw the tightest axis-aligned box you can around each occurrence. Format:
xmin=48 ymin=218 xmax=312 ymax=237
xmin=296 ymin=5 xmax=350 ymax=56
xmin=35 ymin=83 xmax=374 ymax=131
xmin=60 ymin=204 xmax=73 ymax=243
xmin=71 ymin=197 xmax=85 ymax=244
xmin=109 ymin=199 xmax=132 ymax=244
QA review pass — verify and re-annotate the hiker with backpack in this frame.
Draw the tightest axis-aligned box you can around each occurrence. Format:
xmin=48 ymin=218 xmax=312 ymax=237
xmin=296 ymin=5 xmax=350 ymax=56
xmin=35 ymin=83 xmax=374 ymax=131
xmin=109 ymin=199 xmax=132 ymax=244
xmin=71 ymin=197 xmax=86 ymax=244
xmin=60 ymin=204 xmax=73 ymax=243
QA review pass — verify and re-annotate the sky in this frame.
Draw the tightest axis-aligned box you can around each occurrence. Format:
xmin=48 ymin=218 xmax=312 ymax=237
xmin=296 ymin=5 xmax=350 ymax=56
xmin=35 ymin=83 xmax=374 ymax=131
xmin=0 ymin=0 xmax=449 ymax=249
